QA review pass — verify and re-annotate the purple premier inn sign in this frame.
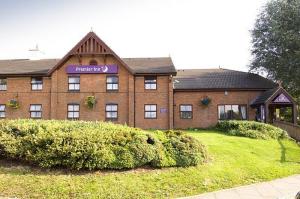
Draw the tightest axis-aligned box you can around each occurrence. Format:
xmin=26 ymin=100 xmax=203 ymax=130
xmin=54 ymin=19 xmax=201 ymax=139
xmin=66 ymin=65 xmax=118 ymax=74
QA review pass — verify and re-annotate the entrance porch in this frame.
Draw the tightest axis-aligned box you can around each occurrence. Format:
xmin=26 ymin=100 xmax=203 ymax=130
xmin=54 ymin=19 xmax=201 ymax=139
xmin=251 ymin=87 xmax=298 ymax=125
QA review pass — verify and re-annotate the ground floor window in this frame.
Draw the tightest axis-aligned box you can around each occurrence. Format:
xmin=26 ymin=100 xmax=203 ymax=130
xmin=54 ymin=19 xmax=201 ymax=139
xmin=145 ymin=104 xmax=157 ymax=119
xmin=0 ymin=105 xmax=6 ymax=118
xmin=218 ymin=105 xmax=247 ymax=120
xmin=106 ymin=104 xmax=118 ymax=120
xmin=30 ymin=104 xmax=42 ymax=118
xmin=68 ymin=104 xmax=79 ymax=119
xmin=180 ymin=104 xmax=192 ymax=119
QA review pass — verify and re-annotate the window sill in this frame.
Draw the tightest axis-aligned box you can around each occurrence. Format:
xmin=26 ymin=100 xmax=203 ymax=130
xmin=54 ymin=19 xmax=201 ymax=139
xmin=68 ymin=90 xmax=80 ymax=92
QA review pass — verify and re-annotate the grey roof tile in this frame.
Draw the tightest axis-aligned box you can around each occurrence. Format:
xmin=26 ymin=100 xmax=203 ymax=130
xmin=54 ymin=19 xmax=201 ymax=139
xmin=122 ymin=57 xmax=176 ymax=74
xmin=0 ymin=57 xmax=176 ymax=75
xmin=173 ymin=69 xmax=277 ymax=90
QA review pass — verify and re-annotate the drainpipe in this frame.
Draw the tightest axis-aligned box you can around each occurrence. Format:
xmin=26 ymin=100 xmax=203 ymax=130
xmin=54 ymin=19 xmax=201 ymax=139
xmin=134 ymin=76 xmax=136 ymax=127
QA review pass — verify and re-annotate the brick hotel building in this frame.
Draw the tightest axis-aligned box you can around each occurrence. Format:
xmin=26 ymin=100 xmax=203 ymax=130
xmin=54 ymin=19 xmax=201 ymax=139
xmin=0 ymin=32 xmax=297 ymax=129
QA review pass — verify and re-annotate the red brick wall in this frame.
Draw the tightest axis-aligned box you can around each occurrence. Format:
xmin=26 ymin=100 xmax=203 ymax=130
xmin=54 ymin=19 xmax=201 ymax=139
xmin=51 ymin=55 xmax=131 ymax=124
xmin=0 ymin=77 xmax=51 ymax=119
xmin=173 ymin=90 xmax=263 ymax=129
xmin=134 ymin=75 xmax=172 ymax=129
xmin=0 ymin=55 xmax=265 ymax=130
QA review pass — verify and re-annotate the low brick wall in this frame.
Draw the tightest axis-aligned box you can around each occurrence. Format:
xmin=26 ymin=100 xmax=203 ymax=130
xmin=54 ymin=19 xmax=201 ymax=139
xmin=274 ymin=120 xmax=300 ymax=141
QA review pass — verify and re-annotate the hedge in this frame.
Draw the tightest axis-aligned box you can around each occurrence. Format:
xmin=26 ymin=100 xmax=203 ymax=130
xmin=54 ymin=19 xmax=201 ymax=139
xmin=0 ymin=119 xmax=208 ymax=170
xmin=216 ymin=120 xmax=288 ymax=139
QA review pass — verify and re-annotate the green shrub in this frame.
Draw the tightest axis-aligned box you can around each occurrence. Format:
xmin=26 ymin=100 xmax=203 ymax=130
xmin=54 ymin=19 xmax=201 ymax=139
xmin=0 ymin=120 xmax=208 ymax=170
xmin=216 ymin=120 xmax=288 ymax=139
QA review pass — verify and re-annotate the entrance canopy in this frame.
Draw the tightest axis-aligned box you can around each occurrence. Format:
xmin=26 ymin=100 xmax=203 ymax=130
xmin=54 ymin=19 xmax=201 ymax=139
xmin=251 ymin=87 xmax=298 ymax=124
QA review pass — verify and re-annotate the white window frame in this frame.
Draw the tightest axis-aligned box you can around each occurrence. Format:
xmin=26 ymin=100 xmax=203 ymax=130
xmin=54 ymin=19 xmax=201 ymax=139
xmin=0 ymin=78 xmax=7 ymax=91
xmin=0 ymin=104 xmax=6 ymax=118
xmin=68 ymin=76 xmax=80 ymax=91
xmin=144 ymin=104 xmax=157 ymax=119
xmin=31 ymin=77 xmax=43 ymax=90
xmin=105 ymin=104 xmax=118 ymax=120
xmin=144 ymin=76 xmax=157 ymax=90
xmin=180 ymin=105 xmax=193 ymax=119
xmin=68 ymin=104 xmax=80 ymax=119
xmin=106 ymin=76 xmax=119 ymax=91
xmin=30 ymin=104 xmax=42 ymax=118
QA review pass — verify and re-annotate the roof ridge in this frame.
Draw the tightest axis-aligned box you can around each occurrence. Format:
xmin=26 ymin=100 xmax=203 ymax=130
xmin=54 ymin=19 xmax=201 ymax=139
xmin=177 ymin=68 xmax=224 ymax=71
xmin=122 ymin=57 xmax=170 ymax=59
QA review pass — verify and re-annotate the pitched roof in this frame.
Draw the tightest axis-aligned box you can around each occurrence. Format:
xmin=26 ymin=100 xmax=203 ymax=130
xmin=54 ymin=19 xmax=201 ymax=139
xmin=251 ymin=86 xmax=296 ymax=106
xmin=251 ymin=87 xmax=280 ymax=106
xmin=48 ymin=32 xmax=134 ymax=74
xmin=122 ymin=57 xmax=176 ymax=74
xmin=0 ymin=57 xmax=176 ymax=76
xmin=0 ymin=59 xmax=59 ymax=75
xmin=173 ymin=69 xmax=277 ymax=90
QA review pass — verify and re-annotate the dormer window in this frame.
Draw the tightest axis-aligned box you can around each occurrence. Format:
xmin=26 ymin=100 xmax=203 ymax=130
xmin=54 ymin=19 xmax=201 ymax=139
xmin=0 ymin=78 xmax=7 ymax=91
xmin=31 ymin=77 xmax=43 ymax=90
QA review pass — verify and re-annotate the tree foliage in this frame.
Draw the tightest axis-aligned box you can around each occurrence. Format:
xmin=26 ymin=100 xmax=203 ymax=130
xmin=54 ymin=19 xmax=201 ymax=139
xmin=251 ymin=0 xmax=300 ymax=99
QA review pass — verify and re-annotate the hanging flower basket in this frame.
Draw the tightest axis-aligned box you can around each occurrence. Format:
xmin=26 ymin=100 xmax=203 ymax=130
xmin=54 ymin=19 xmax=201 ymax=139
xmin=200 ymin=96 xmax=211 ymax=106
xmin=7 ymin=99 xmax=20 ymax=109
xmin=85 ymin=96 xmax=97 ymax=109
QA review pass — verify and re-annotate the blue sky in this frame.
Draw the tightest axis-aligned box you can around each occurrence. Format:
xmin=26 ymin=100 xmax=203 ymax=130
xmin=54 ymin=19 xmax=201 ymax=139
xmin=0 ymin=0 xmax=267 ymax=71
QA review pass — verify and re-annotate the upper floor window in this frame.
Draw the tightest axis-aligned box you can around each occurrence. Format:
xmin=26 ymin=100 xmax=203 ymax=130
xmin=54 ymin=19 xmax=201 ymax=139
xmin=0 ymin=78 xmax=7 ymax=91
xmin=0 ymin=105 xmax=6 ymax=118
xmin=106 ymin=76 xmax=119 ymax=91
xmin=68 ymin=104 xmax=80 ymax=119
xmin=89 ymin=59 xmax=98 ymax=65
xmin=105 ymin=104 xmax=118 ymax=120
xmin=180 ymin=105 xmax=193 ymax=119
xmin=68 ymin=76 xmax=80 ymax=91
xmin=31 ymin=77 xmax=43 ymax=90
xmin=144 ymin=76 xmax=157 ymax=90
xmin=145 ymin=104 xmax=157 ymax=119
xmin=218 ymin=105 xmax=247 ymax=120
xmin=30 ymin=104 xmax=42 ymax=118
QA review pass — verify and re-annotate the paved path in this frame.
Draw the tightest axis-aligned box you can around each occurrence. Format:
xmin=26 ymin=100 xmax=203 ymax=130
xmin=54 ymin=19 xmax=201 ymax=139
xmin=181 ymin=175 xmax=300 ymax=199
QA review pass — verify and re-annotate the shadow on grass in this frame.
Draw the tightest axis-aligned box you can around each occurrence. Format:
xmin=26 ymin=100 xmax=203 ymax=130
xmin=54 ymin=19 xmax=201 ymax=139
xmin=278 ymin=139 xmax=286 ymax=163
xmin=277 ymin=139 xmax=300 ymax=164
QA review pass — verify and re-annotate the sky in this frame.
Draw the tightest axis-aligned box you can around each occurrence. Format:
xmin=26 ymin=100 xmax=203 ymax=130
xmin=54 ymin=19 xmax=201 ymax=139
xmin=0 ymin=0 xmax=267 ymax=71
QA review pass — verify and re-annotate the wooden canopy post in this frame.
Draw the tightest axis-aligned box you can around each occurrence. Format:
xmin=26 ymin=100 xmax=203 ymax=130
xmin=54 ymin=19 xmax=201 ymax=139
xmin=265 ymin=104 xmax=269 ymax=123
xmin=293 ymin=104 xmax=298 ymax=125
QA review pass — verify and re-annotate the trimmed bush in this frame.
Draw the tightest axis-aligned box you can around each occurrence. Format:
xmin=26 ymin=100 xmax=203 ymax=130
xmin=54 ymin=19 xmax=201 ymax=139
xmin=0 ymin=119 xmax=208 ymax=170
xmin=216 ymin=120 xmax=288 ymax=139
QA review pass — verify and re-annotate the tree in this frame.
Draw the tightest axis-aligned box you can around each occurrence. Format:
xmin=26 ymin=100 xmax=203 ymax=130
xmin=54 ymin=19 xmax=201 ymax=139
xmin=251 ymin=0 xmax=300 ymax=101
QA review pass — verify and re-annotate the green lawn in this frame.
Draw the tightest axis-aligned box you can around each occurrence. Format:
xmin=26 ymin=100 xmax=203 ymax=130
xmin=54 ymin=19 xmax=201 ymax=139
xmin=1 ymin=130 xmax=300 ymax=199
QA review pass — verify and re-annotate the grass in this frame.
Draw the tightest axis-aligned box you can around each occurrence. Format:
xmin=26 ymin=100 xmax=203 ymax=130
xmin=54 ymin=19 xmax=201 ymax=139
xmin=1 ymin=130 xmax=300 ymax=199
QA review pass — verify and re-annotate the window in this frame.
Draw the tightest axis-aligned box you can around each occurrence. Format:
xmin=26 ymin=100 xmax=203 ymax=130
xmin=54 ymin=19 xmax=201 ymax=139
xmin=106 ymin=104 xmax=118 ymax=120
xmin=106 ymin=76 xmax=119 ymax=91
xmin=30 ymin=104 xmax=42 ymax=118
xmin=144 ymin=76 xmax=157 ymax=90
xmin=0 ymin=105 xmax=6 ymax=118
xmin=145 ymin=104 xmax=157 ymax=119
xmin=89 ymin=59 xmax=98 ymax=65
xmin=67 ymin=104 xmax=80 ymax=119
xmin=180 ymin=105 xmax=193 ymax=119
xmin=68 ymin=76 xmax=80 ymax=91
xmin=0 ymin=78 xmax=7 ymax=91
xmin=218 ymin=105 xmax=247 ymax=120
xmin=31 ymin=77 xmax=43 ymax=90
